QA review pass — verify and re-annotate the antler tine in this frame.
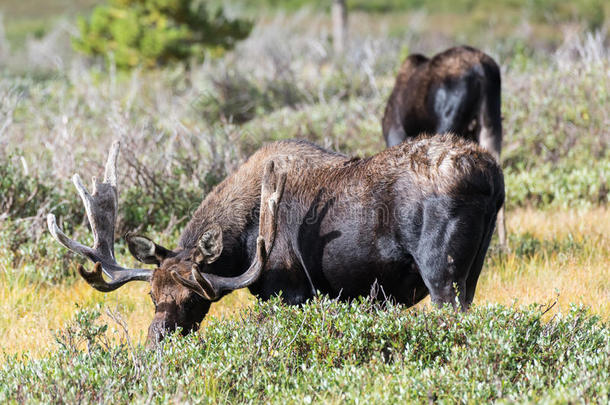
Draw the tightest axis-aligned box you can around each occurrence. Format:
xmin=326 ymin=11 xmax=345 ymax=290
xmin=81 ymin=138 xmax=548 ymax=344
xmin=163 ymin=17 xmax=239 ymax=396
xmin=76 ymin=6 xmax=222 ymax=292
xmin=47 ymin=141 xmax=152 ymax=292
xmin=172 ymin=160 xmax=286 ymax=300
xmin=104 ymin=140 xmax=120 ymax=187
xmin=47 ymin=213 xmax=95 ymax=259
xmin=72 ymin=173 xmax=105 ymax=254
xmin=72 ymin=173 xmax=93 ymax=208
xmin=72 ymin=171 xmax=117 ymax=260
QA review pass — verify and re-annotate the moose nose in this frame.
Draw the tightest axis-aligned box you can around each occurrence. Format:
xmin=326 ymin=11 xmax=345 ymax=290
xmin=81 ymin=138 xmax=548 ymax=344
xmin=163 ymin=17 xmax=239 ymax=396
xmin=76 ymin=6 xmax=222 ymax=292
xmin=146 ymin=320 xmax=176 ymax=346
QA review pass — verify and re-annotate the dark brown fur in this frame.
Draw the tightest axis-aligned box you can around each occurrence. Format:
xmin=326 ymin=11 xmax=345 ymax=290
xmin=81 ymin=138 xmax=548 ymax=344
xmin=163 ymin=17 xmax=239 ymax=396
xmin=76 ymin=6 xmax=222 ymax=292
xmin=179 ymin=141 xmax=347 ymax=251
xmin=139 ymin=136 xmax=503 ymax=343
xmin=249 ymin=135 xmax=503 ymax=304
xmin=382 ymin=46 xmax=506 ymax=246
xmin=382 ymin=46 xmax=502 ymax=156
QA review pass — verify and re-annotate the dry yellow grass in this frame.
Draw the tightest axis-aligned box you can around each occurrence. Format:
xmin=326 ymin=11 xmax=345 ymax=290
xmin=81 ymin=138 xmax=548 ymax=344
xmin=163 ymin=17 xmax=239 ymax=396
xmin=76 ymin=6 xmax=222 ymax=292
xmin=476 ymin=210 xmax=609 ymax=315
xmin=1 ymin=207 xmax=608 ymax=357
xmin=0 ymin=279 xmax=254 ymax=357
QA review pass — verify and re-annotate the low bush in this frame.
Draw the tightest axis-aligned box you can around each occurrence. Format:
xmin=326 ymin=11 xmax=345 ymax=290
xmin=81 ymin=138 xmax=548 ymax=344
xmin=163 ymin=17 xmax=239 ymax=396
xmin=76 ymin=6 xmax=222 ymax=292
xmin=0 ymin=156 xmax=81 ymax=221
xmin=505 ymin=160 xmax=609 ymax=209
xmin=0 ymin=223 xmax=85 ymax=285
xmin=1 ymin=300 xmax=607 ymax=402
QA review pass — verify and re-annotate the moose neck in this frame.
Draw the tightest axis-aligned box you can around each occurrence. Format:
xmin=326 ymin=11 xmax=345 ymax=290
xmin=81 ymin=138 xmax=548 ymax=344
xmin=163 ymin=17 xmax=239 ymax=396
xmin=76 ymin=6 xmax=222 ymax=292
xmin=176 ymin=140 xmax=349 ymax=279
xmin=177 ymin=161 xmax=263 ymax=277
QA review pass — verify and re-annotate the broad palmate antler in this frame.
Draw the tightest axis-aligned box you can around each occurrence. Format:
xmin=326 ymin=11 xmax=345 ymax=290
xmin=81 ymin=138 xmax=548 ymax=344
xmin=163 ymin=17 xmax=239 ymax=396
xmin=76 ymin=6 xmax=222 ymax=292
xmin=47 ymin=141 xmax=152 ymax=292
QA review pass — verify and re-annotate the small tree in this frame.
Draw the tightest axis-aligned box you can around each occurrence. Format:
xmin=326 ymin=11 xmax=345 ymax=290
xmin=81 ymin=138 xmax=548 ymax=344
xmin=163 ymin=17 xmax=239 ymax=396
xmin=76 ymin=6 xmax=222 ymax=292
xmin=73 ymin=0 xmax=253 ymax=69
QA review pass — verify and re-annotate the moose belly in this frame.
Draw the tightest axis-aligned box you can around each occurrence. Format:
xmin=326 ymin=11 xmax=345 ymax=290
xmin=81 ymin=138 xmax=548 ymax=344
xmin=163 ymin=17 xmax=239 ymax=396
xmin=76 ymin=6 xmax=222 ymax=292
xmin=314 ymin=225 xmax=429 ymax=305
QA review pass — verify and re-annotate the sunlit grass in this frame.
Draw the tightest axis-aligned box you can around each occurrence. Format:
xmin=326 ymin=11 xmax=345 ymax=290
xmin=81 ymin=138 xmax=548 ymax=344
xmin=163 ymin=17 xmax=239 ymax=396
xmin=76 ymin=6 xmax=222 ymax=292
xmin=417 ymin=207 xmax=610 ymax=313
xmin=1 ymin=207 xmax=607 ymax=357
xmin=0 ymin=276 xmax=255 ymax=357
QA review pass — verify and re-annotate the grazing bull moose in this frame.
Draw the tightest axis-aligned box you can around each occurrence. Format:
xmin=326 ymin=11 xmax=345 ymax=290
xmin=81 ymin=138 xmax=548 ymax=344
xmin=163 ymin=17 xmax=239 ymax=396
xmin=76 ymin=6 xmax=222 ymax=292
xmin=382 ymin=45 xmax=506 ymax=246
xmin=48 ymin=136 xmax=503 ymax=344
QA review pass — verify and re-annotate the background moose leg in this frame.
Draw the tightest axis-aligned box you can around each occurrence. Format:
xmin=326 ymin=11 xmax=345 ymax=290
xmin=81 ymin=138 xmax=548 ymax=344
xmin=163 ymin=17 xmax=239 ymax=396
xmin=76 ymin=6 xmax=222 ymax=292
xmin=479 ymin=62 xmax=506 ymax=249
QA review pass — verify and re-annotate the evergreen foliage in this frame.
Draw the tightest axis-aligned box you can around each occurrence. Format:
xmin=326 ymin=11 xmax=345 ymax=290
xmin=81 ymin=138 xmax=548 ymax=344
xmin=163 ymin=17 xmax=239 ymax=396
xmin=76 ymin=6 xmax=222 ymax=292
xmin=73 ymin=0 xmax=252 ymax=69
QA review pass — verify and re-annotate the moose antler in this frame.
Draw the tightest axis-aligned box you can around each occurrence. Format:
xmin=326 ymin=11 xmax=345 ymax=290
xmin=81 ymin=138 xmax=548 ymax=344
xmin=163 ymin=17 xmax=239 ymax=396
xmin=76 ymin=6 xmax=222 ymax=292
xmin=47 ymin=141 xmax=152 ymax=292
xmin=172 ymin=160 xmax=286 ymax=300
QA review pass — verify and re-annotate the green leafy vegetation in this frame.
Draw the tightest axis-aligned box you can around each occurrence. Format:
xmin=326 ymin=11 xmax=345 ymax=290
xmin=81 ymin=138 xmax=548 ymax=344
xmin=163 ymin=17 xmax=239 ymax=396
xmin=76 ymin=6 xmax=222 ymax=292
xmin=0 ymin=156 xmax=88 ymax=222
xmin=72 ymin=0 xmax=252 ymax=68
xmin=505 ymin=161 xmax=609 ymax=209
xmin=0 ymin=2 xmax=608 ymax=401
xmin=1 ymin=300 xmax=608 ymax=402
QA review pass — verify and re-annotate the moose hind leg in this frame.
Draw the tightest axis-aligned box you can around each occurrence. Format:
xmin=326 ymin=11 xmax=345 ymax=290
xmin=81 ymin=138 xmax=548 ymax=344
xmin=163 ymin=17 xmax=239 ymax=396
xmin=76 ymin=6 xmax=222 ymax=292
xmin=414 ymin=202 xmax=484 ymax=311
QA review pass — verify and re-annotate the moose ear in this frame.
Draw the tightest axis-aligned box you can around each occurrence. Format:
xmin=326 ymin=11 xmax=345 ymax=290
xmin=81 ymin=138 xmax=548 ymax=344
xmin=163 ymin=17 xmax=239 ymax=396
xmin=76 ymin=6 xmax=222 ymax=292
xmin=194 ymin=224 xmax=223 ymax=265
xmin=126 ymin=234 xmax=174 ymax=265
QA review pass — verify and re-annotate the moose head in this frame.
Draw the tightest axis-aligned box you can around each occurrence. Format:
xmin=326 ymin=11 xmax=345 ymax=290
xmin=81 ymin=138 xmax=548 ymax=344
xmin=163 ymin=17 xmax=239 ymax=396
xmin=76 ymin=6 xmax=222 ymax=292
xmin=47 ymin=142 xmax=285 ymax=344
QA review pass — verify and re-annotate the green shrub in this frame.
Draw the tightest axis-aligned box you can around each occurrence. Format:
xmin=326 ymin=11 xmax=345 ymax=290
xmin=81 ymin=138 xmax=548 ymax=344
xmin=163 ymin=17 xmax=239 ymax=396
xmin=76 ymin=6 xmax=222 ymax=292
xmin=0 ymin=156 xmax=51 ymax=219
xmin=504 ymin=160 xmax=609 ymax=209
xmin=1 ymin=300 xmax=608 ymax=402
xmin=506 ymin=232 xmax=584 ymax=259
xmin=73 ymin=0 xmax=253 ymax=69
xmin=196 ymin=63 xmax=377 ymax=125
xmin=0 ymin=222 xmax=84 ymax=285
xmin=528 ymin=0 xmax=606 ymax=31
xmin=197 ymin=71 xmax=271 ymax=124
xmin=53 ymin=306 xmax=110 ymax=354
xmin=120 ymin=169 xmax=203 ymax=234
xmin=0 ymin=155 xmax=83 ymax=222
